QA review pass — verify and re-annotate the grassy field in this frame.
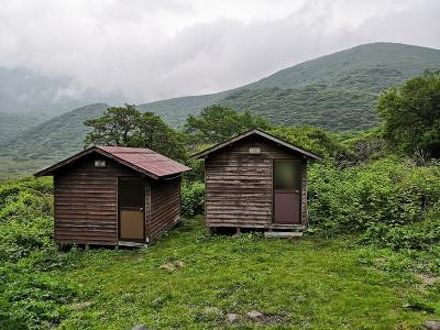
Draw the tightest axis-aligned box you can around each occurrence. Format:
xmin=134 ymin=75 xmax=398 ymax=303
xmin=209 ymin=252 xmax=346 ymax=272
xmin=45 ymin=217 xmax=440 ymax=329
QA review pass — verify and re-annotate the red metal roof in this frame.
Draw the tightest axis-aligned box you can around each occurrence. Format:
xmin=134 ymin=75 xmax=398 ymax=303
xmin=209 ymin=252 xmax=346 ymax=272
xmin=35 ymin=146 xmax=191 ymax=179
xmin=97 ymin=146 xmax=190 ymax=178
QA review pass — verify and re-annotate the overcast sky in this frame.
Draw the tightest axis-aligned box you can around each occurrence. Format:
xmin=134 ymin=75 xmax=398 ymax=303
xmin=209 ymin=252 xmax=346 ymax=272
xmin=1 ymin=0 xmax=439 ymax=103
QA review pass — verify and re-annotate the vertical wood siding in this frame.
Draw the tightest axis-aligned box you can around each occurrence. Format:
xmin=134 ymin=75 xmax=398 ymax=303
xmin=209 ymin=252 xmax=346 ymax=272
xmin=149 ymin=177 xmax=181 ymax=241
xmin=54 ymin=155 xmax=139 ymax=245
xmin=205 ymin=135 xmax=307 ymax=228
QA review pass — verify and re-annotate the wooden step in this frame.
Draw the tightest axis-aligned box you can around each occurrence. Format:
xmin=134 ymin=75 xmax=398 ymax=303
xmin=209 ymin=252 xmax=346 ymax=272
xmin=118 ymin=241 xmax=148 ymax=248
xmin=264 ymin=231 xmax=303 ymax=238
xmin=268 ymin=223 xmax=306 ymax=231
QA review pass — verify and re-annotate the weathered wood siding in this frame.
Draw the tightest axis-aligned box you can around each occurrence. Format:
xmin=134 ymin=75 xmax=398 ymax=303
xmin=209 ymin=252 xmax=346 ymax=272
xmin=54 ymin=154 xmax=141 ymax=245
xmin=149 ymin=177 xmax=181 ymax=241
xmin=205 ymin=135 xmax=307 ymax=228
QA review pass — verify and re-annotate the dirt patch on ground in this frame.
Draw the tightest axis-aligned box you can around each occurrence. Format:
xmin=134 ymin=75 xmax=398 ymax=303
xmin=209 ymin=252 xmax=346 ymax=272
xmin=416 ymin=273 xmax=438 ymax=286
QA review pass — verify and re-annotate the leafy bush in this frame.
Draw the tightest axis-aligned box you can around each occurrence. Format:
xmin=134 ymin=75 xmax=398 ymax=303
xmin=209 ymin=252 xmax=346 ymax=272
xmin=181 ymin=181 xmax=205 ymax=218
xmin=362 ymin=204 xmax=440 ymax=250
xmin=269 ymin=125 xmax=351 ymax=160
xmin=341 ymin=128 xmax=388 ymax=164
xmin=0 ymin=177 xmax=80 ymax=329
xmin=0 ymin=268 xmax=78 ymax=329
xmin=308 ymin=158 xmax=440 ymax=250
xmin=0 ymin=178 xmax=54 ymax=263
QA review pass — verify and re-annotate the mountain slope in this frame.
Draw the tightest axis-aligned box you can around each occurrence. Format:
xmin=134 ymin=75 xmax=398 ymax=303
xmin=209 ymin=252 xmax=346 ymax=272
xmin=0 ymin=67 xmax=122 ymax=141
xmin=1 ymin=103 xmax=108 ymax=159
xmin=1 ymin=42 xmax=440 ymax=178
xmin=138 ymin=42 xmax=440 ymax=129
xmin=246 ymin=42 xmax=440 ymax=91
xmin=0 ymin=67 xmax=120 ymax=116
xmin=0 ymin=112 xmax=51 ymax=145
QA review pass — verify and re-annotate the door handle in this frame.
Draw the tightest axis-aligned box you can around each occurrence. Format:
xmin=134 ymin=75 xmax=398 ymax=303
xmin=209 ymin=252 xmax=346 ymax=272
xmin=139 ymin=208 xmax=144 ymax=212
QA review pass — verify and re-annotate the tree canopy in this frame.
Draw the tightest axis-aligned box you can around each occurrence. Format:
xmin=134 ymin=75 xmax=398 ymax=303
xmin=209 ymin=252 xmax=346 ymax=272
xmin=184 ymin=105 xmax=271 ymax=145
xmin=377 ymin=71 xmax=440 ymax=157
xmin=84 ymin=105 xmax=187 ymax=161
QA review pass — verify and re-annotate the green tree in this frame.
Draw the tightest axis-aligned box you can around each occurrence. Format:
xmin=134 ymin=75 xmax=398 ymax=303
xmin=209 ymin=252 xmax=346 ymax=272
xmin=185 ymin=105 xmax=271 ymax=145
xmin=377 ymin=72 xmax=440 ymax=157
xmin=84 ymin=105 xmax=187 ymax=161
xmin=268 ymin=126 xmax=348 ymax=160
xmin=84 ymin=104 xmax=141 ymax=146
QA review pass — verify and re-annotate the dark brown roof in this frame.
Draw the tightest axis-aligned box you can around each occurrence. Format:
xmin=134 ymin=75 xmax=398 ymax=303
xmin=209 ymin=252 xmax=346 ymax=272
xmin=35 ymin=146 xmax=191 ymax=179
xmin=192 ymin=128 xmax=321 ymax=160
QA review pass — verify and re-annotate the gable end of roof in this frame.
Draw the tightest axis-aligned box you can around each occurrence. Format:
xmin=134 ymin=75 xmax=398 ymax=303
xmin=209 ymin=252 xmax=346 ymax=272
xmin=34 ymin=146 xmax=191 ymax=178
xmin=192 ymin=128 xmax=321 ymax=160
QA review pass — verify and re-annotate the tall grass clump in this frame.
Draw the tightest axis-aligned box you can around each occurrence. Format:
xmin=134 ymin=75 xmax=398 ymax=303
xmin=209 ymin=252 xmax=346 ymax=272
xmin=308 ymin=158 xmax=440 ymax=250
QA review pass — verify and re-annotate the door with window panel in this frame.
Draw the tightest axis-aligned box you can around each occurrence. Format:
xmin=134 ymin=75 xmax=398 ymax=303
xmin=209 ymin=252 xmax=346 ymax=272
xmin=273 ymin=160 xmax=302 ymax=224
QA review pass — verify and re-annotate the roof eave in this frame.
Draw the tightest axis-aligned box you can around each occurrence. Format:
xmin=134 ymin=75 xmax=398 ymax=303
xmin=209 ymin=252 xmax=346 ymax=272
xmin=94 ymin=148 xmax=160 ymax=180
xmin=34 ymin=146 xmax=97 ymax=177
xmin=191 ymin=129 xmax=321 ymax=161
xmin=34 ymin=146 xmax=191 ymax=179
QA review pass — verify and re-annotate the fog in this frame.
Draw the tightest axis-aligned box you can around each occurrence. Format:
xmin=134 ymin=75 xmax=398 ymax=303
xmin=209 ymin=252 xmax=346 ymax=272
xmin=1 ymin=0 xmax=439 ymax=103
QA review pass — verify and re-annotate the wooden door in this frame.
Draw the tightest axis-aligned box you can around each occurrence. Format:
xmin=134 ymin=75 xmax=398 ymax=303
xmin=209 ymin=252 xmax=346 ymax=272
xmin=273 ymin=160 xmax=302 ymax=224
xmin=118 ymin=177 xmax=145 ymax=242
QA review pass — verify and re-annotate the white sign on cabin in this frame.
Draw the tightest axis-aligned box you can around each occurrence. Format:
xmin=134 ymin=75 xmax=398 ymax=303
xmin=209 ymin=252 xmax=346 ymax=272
xmin=249 ymin=147 xmax=261 ymax=154
xmin=94 ymin=160 xmax=106 ymax=167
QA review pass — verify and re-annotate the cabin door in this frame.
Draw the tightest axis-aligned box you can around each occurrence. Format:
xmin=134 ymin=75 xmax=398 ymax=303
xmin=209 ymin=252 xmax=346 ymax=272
xmin=273 ymin=160 xmax=302 ymax=224
xmin=118 ymin=177 xmax=145 ymax=242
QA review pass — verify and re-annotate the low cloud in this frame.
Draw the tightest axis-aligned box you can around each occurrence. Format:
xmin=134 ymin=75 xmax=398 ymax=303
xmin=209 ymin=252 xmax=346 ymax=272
xmin=0 ymin=0 xmax=439 ymax=103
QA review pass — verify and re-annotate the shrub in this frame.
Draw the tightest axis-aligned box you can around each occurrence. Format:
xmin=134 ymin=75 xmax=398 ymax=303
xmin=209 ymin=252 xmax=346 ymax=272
xmin=181 ymin=181 xmax=205 ymax=218
xmin=362 ymin=204 xmax=440 ymax=250
xmin=0 ymin=267 xmax=78 ymax=329
xmin=0 ymin=177 xmax=80 ymax=329
xmin=269 ymin=125 xmax=351 ymax=160
xmin=0 ymin=178 xmax=55 ymax=263
xmin=308 ymin=158 xmax=440 ymax=250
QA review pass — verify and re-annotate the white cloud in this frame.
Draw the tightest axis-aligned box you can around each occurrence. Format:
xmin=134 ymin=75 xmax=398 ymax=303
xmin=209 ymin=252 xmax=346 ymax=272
xmin=0 ymin=0 xmax=439 ymax=103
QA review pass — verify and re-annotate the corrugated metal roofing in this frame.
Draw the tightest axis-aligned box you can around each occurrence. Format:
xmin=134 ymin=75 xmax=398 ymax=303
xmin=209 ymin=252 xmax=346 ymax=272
xmin=97 ymin=146 xmax=190 ymax=178
xmin=35 ymin=145 xmax=191 ymax=179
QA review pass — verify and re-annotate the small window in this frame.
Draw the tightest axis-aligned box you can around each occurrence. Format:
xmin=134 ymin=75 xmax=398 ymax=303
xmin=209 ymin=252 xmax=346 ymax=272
xmin=274 ymin=160 xmax=301 ymax=190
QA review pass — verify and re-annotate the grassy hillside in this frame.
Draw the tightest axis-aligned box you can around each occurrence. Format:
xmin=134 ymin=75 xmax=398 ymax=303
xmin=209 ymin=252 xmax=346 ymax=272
xmin=0 ymin=112 xmax=50 ymax=145
xmin=0 ymin=104 xmax=108 ymax=180
xmin=247 ymin=42 xmax=440 ymax=91
xmin=42 ymin=219 xmax=440 ymax=329
xmin=1 ymin=176 xmax=439 ymax=329
xmin=0 ymin=67 xmax=121 ymax=148
xmin=139 ymin=42 xmax=440 ymax=129
xmin=1 ymin=42 xmax=439 ymax=178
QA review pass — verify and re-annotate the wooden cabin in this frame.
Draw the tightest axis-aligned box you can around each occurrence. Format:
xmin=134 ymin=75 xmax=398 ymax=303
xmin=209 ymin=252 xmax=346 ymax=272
xmin=194 ymin=129 xmax=320 ymax=236
xmin=35 ymin=146 xmax=190 ymax=247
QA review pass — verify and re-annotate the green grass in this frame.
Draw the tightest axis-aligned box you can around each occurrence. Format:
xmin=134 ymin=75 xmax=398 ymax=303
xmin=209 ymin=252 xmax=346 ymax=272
xmin=50 ymin=217 xmax=440 ymax=329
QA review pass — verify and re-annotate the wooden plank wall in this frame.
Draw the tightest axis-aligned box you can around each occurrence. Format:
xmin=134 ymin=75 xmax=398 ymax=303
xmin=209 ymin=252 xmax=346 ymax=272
xmin=54 ymin=155 xmax=138 ymax=245
xmin=205 ymin=135 xmax=306 ymax=228
xmin=149 ymin=177 xmax=181 ymax=241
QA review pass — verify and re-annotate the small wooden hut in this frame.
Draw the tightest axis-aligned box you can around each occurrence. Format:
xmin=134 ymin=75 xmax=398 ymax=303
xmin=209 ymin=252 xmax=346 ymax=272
xmin=194 ymin=129 xmax=320 ymax=235
xmin=35 ymin=146 xmax=190 ymax=247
